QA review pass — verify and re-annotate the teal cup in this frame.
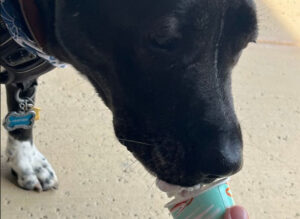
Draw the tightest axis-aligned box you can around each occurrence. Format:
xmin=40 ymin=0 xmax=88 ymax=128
xmin=166 ymin=178 xmax=234 ymax=219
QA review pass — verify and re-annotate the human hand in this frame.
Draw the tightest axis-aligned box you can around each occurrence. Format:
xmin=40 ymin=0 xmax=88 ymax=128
xmin=224 ymin=206 xmax=249 ymax=219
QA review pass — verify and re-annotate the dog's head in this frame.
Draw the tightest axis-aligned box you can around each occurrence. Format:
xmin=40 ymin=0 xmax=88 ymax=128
xmin=50 ymin=0 xmax=257 ymax=187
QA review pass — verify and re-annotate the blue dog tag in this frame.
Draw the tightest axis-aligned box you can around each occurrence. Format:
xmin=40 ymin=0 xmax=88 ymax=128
xmin=3 ymin=111 xmax=36 ymax=131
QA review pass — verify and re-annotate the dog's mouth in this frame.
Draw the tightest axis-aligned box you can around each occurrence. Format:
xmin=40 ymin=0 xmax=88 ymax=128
xmin=156 ymin=179 xmax=204 ymax=199
xmin=156 ymin=177 xmax=228 ymax=200
xmin=156 ymin=179 xmax=201 ymax=193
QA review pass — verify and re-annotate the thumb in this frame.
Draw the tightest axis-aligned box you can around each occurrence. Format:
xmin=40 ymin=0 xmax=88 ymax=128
xmin=224 ymin=206 xmax=249 ymax=219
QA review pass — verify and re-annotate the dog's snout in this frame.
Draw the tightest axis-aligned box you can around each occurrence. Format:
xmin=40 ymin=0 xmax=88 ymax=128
xmin=156 ymin=125 xmax=243 ymax=187
xmin=183 ymin=127 xmax=243 ymax=186
xmin=202 ymin=132 xmax=243 ymax=177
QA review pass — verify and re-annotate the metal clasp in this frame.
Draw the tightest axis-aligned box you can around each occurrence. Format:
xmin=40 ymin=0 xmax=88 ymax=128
xmin=15 ymin=86 xmax=36 ymax=112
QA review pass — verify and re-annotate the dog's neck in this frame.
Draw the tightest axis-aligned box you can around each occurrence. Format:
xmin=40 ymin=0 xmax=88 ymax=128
xmin=32 ymin=0 xmax=70 ymax=63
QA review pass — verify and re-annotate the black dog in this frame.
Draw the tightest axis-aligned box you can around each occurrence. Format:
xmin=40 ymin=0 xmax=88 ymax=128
xmin=1 ymin=0 xmax=257 ymax=191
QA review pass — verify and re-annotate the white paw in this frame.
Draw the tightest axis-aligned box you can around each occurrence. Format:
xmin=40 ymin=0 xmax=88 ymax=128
xmin=6 ymin=137 xmax=58 ymax=191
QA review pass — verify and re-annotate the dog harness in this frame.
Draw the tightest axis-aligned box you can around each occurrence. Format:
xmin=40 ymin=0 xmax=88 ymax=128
xmin=0 ymin=0 xmax=66 ymax=84
xmin=0 ymin=0 xmax=65 ymax=67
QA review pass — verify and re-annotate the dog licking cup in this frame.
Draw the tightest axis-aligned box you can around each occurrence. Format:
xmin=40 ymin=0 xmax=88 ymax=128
xmin=157 ymin=178 xmax=234 ymax=219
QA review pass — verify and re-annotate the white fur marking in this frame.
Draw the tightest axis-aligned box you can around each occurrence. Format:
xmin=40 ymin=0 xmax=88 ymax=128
xmin=6 ymin=137 xmax=58 ymax=191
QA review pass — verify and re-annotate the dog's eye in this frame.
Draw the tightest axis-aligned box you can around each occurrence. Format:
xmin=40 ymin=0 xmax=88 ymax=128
xmin=147 ymin=17 xmax=181 ymax=52
xmin=148 ymin=34 xmax=180 ymax=52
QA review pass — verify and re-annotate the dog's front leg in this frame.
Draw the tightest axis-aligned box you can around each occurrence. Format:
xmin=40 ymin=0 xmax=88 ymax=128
xmin=5 ymin=81 xmax=58 ymax=191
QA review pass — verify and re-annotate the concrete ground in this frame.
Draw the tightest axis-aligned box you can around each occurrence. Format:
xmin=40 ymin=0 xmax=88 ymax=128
xmin=1 ymin=0 xmax=300 ymax=218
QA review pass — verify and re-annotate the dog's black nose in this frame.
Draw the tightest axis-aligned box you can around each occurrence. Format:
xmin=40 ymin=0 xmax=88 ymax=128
xmin=157 ymin=124 xmax=243 ymax=187
xmin=181 ymin=128 xmax=243 ymax=186
xmin=202 ymin=134 xmax=243 ymax=177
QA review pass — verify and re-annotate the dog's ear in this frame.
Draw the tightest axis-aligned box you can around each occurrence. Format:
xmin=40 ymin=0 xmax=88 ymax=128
xmin=222 ymin=1 xmax=258 ymax=54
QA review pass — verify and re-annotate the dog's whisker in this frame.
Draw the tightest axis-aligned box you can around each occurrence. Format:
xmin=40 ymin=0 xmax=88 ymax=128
xmin=143 ymin=169 xmax=150 ymax=178
xmin=146 ymin=178 xmax=157 ymax=195
xmin=123 ymin=159 xmax=138 ymax=172
xmin=118 ymin=138 xmax=154 ymax=146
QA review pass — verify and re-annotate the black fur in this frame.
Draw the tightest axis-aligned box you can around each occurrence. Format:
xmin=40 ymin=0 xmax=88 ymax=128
xmin=32 ymin=0 xmax=257 ymax=187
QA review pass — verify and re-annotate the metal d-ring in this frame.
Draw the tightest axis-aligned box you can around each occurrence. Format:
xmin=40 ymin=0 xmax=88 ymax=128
xmin=15 ymin=86 xmax=36 ymax=112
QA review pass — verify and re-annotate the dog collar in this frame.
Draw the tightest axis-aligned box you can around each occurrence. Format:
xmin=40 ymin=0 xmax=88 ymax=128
xmin=18 ymin=0 xmax=45 ymax=49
